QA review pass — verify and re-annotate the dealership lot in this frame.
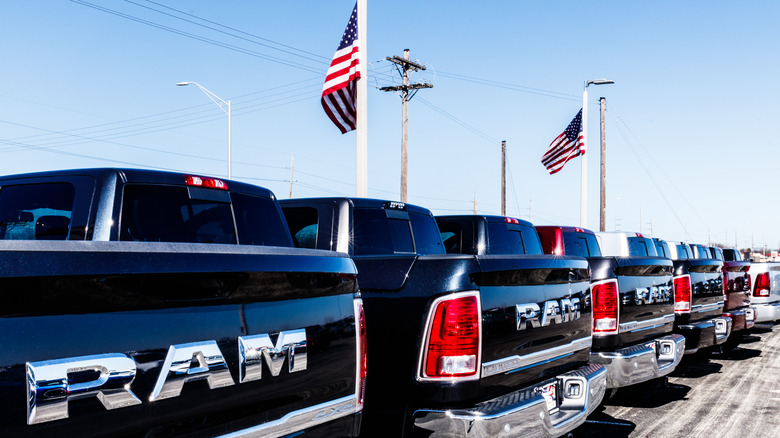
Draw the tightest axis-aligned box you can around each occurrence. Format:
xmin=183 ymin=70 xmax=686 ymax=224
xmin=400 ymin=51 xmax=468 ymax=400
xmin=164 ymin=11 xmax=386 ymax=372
xmin=574 ymin=328 xmax=780 ymax=437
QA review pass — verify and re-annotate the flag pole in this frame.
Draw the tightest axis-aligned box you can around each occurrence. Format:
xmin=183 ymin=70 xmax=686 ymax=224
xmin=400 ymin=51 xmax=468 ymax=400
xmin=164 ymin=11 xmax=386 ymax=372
xmin=581 ymin=82 xmax=588 ymax=228
xmin=355 ymin=0 xmax=368 ymax=197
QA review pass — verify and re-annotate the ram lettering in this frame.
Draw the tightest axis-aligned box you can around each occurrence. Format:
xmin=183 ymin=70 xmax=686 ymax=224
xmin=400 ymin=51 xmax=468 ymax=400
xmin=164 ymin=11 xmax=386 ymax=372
xmin=27 ymin=330 xmax=307 ymax=425
xmin=516 ymin=298 xmax=582 ymax=330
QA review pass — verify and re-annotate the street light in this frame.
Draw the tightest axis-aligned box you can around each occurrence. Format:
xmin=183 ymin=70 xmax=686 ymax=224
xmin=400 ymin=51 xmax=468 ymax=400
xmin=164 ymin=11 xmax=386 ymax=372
xmin=581 ymin=78 xmax=614 ymax=228
xmin=177 ymin=82 xmax=232 ymax=179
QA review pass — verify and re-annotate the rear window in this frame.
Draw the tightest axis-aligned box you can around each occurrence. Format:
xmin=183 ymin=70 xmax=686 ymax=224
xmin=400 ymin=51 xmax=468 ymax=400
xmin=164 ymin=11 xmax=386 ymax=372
xmin=562 ymin=232 xmax=602 ymax=257
xmin=675 ymin=244 xmax=691 ymax=260
xmin=723 ymin=249 xmax=742 ymax=261
xmin=694 ymin=245 xmax=711 ymax=259
xmin=231 ymin=192 xmax=292 ymax=247
xmin=409 ymin=212 xmax=445 ymax=255
xmin=627 ymin=237 xmax=658 ymax=256
xmin=352 ymin=208 xmax=443 ymax=256
xmin=653 ymin=240 xmax=671 ymax=258
xmin=121 ymin=185 xmax=235 ymax=243
xmin=486 ymin=222 xmax=543 ymax=255
xmin=0 ymin=183 xmax=74 ymax=240
xmin=120 ymin=185 xmax=291 ymax=247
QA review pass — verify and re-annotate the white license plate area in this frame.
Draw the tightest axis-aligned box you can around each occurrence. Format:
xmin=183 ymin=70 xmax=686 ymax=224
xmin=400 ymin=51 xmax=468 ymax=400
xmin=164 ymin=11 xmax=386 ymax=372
xmin=537 ymin=381 xmax=559 ymax=413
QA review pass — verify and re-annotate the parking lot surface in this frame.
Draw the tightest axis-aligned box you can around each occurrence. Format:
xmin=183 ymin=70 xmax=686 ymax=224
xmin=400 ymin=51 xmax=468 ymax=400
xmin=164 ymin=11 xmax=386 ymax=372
xmin=573 ymin=328 xmax=780 ymax=437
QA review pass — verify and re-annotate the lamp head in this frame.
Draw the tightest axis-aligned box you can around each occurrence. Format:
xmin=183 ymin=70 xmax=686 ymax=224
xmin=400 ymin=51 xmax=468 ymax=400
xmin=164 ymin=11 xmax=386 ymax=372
xmin=176 ymin=82 xmax=191 ymax=86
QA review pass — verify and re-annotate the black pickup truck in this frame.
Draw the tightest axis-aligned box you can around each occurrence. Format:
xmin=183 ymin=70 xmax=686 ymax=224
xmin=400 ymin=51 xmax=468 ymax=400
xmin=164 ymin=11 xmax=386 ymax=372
xmin=0 ymin=168 xmax=365 ymax=437
xmin=665 ymin=241 xmax=732 ymax=354
xmin=535 ymin=227 xmax=685 ymax=390
xmin=281 ymin=201 xmax=606 ymax=437
xmin=709 ymin=246 xmax=755 ymax=339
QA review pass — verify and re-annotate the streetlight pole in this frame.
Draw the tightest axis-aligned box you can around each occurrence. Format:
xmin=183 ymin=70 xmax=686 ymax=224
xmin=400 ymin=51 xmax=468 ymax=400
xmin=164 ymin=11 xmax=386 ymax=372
xmin=177 ymin=82 xmax=232 ymax=179
xmin=581 ymin=78 xmax=614 ymax=228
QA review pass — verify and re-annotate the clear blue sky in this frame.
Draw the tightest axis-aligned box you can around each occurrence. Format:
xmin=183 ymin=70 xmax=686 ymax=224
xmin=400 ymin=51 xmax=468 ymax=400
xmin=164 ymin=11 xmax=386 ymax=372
xmin=2 ymin=1 xmax=778 ymax=250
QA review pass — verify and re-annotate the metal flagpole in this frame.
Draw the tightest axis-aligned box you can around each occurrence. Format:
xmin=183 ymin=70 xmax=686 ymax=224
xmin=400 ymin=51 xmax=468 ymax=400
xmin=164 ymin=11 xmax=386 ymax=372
xmin=581 ymin=84 xmax=588 ymax=228
xmin=355 ymin=0 xmax=368 ymax=197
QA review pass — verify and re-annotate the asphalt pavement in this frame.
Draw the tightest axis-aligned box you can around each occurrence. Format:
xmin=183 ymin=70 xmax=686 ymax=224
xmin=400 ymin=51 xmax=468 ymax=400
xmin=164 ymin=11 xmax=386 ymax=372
xmin=572 ymin=328 xmax=780 ymax=437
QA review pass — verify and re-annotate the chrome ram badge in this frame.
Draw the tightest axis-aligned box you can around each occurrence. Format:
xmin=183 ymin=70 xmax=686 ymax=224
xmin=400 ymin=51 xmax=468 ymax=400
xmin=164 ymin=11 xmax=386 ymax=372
xmin=634 ymin=285 xmax=672 ymax=305
xmin=516 ymin=298 xmax=581 ymax=330
xmin=26 ymin=329 xmax=307 ymax=425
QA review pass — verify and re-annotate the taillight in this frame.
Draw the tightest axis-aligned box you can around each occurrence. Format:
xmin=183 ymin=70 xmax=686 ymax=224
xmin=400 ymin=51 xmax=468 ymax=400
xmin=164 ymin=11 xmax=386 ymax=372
xmin=185 ymin=175 xmax=228 ymax=190
xmin=674 ymin=275 xmax=692 ymax=313
xmin=593 ymin=279 xmax=619 ymax=334
xmin=745 ymin=274 xmax=752 ymax=292
xmin=754 ymin=272 xmax=771 ymax=297
xmin=423 ymin=293 xmax=481 ymax=379
xmin=354 ymin=298 xmax=367 ymax=410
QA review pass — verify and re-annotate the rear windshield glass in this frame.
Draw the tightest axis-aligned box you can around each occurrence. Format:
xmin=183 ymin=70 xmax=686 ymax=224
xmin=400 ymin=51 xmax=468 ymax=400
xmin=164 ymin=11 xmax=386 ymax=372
xmin=627 ymin=237 xmax=658 ymax=256
xmin=563 ymin=232 xmax=602 ymax=257
xmin=0 ymin=183 xmax=74 ymax=240
xmin=121 ymin=185 xmax=236 ymax=244
xmin=353 ymin=208 xmax=412 ymax=255
xmin=352 ymin=208 xmax=443 ymax=256
xmin=675 ymin=244 xmax=691 ymax=260
xmin=723 ymin=249 xmax=742 ymax=261
xmin=653 ymin=240 xmax=670 ymax=258
xmin=231 ymin=192 xmax=292 ymax=247
xmin=487 ymin=222 xmax=543 ymax=255
xmin=409 ymin=212 xmax=445 ymax=255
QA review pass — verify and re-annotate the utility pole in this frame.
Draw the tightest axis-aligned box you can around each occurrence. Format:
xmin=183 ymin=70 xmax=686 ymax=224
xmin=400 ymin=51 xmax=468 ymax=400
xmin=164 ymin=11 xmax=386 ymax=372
xmin=473 ymin=192 xmax=477 ymax=214
xmin=380 ymin=49 xmax=432 ymax=202
xmin=288 ymin=153 xmax=294 ymax=198
xmin=501 ymin=140 xmax=506 ymax=216
xmin=529 ymin=199 xmax=532 ymax=222
xmin=599 ymin=97 xmax=607 ymax=232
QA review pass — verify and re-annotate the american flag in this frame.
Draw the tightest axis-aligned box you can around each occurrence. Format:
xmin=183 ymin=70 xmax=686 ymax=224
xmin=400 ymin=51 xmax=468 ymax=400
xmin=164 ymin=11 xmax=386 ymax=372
xmin=322 ymin=3 xmax=360 ymax=134
xmin=541 ymin=109 xmax=584 ymax=175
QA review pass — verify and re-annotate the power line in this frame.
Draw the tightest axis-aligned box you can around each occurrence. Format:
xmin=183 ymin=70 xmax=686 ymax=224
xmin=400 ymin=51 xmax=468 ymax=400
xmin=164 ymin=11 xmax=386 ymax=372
xmin=70 ymin=0 xmax=326 ymax=74
xmin=135 ymin=0 xmax=329 ymax=64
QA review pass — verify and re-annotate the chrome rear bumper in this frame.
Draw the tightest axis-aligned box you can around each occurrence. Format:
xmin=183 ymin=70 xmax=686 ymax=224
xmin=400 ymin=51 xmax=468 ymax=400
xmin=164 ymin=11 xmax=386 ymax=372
xmin=412 ymin=363 xmax=606 ymax=438
xmin=590 ymin=334 xmax=685 ymax=389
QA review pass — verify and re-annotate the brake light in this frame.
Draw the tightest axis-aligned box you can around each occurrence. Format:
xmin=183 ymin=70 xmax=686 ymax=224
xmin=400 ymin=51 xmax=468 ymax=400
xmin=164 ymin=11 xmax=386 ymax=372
xmin=354 ymin=298 xmax=367 ymax=410
xmin=593 ymin=279 xmax=619 ymax=334
xmin=185 ymin=175 xmax=228 ymax=190
xmin=674 ymin=275 xmax=692 ymax=313
xmin=504 ymin=217 xmax=520 ymax=224
xmin=745 ymin=274 xmax=752 ymax=292
xmin=423 ymin=293 xmax=480 ymax=379
xmin=754 ymin=272 xmax=771 ymax=297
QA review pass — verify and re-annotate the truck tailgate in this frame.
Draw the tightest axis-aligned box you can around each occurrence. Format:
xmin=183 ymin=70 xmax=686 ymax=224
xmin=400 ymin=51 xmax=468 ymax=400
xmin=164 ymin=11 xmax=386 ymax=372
xmin=605 ymin=256 xmax=675 ymax=347
xmin=0 ymin=242 xmax=360 ymax=437
xmin=476 ymin=255 xmax=592 ymax=385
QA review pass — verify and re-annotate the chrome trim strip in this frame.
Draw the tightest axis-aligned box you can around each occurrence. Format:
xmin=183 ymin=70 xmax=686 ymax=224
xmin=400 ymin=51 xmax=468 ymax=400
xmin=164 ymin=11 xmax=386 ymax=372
xmin=618 ymin=314 xmax=675 ymax=333
xmin=691 ymin=301 xmax=723 ymax=313
xmin=218 ymin=394 xmax=358 ymax=438
xmin=482 ymin=336 xmax=592 ymax=378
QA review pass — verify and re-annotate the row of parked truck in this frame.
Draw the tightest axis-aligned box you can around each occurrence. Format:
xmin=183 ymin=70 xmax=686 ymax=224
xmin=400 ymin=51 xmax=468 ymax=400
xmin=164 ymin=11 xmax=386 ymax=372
xmin=0 ymin=168 xmax=777 ymax=437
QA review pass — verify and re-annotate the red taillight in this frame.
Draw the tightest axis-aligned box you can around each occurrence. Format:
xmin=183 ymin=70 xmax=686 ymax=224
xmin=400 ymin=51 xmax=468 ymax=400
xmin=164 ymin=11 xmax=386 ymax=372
xmin=754 ymin=272 xmax=771 ymax=297
xmin=593 ymin=279 xmax=619 ymax=334
xmin=354 ymin=299 xmax=367 ymax=410
xmin=423 ymin=294 xmax=480 ymax=378
xmin=185 ymin=175 xmax=228 ymax=190
xmin=674 ymin=275 xmax=692 ymax=313
xmin=745 ymin=274 xmax=752 ymax=292
xmin=504 ymin=217 xmax=520 ymax=224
